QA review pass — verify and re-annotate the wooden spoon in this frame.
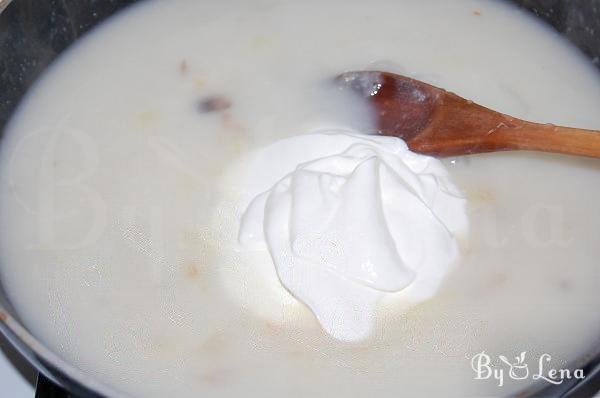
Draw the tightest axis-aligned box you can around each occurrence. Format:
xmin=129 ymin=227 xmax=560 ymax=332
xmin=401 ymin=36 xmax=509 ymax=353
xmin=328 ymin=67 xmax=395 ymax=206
xmin=336 ymin=71 xmax=600 ymax=158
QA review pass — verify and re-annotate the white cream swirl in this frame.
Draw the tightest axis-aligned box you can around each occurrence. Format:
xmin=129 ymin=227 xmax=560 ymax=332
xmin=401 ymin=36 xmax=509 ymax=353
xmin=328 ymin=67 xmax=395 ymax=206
xmin=235 ymin=131 xmax=467 ymax=341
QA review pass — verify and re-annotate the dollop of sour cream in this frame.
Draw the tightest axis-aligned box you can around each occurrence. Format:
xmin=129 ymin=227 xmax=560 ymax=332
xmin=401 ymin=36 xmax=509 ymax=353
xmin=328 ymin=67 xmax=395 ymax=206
xmin=234 ymin=131 xmax=467 ymax=341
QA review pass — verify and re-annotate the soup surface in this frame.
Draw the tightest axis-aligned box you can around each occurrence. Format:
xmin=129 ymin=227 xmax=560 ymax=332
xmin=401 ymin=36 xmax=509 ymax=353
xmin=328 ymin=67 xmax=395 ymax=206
xmin=1 ymin=0 xmax=599 ymax=397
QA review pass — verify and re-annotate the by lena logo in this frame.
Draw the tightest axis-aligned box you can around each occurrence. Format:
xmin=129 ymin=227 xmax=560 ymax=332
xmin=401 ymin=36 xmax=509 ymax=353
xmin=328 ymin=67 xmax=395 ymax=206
xmin=470 ymin=351 xmax=585 ymax=387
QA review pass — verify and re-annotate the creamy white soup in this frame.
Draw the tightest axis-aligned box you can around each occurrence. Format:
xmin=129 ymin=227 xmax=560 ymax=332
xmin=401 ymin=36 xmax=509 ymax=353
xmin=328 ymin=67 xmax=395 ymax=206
xmin=1 ymin=0 xmax=599 ymax=397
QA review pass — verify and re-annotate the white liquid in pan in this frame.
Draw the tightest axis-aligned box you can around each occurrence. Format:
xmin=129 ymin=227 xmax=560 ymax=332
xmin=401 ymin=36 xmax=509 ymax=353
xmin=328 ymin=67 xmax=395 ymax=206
xmin=1 ymin=0 xmax=599 ymax=397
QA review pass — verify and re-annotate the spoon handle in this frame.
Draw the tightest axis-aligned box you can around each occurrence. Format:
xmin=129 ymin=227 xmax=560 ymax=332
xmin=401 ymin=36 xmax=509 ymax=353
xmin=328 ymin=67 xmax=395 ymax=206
xmin=494 ymin=121 xmax=600 ymax=158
